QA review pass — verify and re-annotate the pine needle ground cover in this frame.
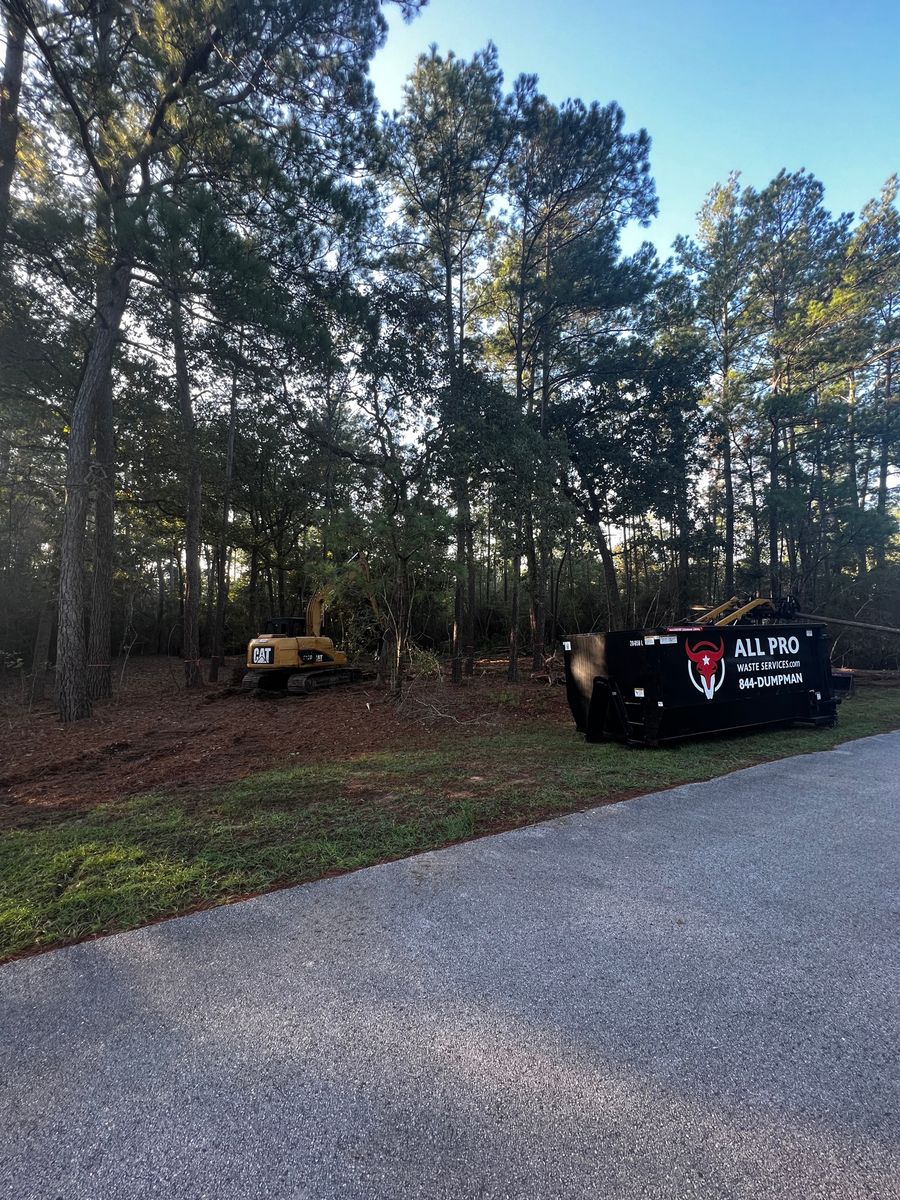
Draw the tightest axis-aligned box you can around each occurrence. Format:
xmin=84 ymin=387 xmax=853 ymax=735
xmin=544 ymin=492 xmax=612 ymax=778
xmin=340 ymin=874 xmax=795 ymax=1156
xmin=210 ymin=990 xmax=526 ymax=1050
xmin=2 ymin=688 xmax=898 ymax=962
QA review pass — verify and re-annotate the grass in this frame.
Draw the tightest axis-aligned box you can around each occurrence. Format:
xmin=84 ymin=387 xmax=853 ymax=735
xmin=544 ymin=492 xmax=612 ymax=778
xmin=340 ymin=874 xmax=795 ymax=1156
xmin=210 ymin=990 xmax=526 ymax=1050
xmin=2 ymin=688 xmax=899 ymax=962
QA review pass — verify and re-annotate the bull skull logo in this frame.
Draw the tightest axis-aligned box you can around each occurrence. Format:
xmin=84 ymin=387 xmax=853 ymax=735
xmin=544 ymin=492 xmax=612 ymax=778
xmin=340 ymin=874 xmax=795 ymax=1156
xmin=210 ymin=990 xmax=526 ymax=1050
xmin=685 ymin=637 xmax=726 ymax=700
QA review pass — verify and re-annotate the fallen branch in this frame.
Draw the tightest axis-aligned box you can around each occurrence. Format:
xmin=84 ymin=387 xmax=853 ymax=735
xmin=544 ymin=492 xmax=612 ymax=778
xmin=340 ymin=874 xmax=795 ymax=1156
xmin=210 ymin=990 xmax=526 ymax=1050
xmin=401 ymin=695 xmax=499 ymax=726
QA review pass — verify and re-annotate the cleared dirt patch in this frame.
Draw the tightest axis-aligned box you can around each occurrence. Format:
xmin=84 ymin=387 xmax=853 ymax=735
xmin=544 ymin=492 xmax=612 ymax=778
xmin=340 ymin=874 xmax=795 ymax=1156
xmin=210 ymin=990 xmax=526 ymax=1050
xmin=0 ymin=657 xmax=566 ymax=825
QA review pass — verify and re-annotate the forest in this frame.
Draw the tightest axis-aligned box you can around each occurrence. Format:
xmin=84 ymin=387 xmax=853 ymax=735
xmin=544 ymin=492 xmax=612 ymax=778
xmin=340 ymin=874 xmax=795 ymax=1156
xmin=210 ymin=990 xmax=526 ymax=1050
xmin=1 ymin=0 xmax=898 ymax=723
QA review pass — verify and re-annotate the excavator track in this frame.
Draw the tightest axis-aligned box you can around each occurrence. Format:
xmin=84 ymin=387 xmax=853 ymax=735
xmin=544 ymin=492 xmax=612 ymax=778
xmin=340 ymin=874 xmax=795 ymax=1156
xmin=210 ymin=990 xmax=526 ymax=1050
xmin=286 ymin=669 xmax=362 ymax=694
xmin=242 ymin=668 xmax=366 ymax=697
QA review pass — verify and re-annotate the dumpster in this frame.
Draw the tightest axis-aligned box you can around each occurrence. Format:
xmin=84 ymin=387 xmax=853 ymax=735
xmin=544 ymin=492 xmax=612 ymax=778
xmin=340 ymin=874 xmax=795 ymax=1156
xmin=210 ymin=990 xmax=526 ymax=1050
xmin=563 ymin=623 xmax=838 ymax=746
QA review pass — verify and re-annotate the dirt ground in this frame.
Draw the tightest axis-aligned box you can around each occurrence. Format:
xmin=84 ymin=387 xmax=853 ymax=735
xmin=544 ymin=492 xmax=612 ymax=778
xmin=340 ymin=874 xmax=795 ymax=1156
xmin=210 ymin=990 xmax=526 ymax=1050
xmin=0 ymin=656 xmax=569 ymax=824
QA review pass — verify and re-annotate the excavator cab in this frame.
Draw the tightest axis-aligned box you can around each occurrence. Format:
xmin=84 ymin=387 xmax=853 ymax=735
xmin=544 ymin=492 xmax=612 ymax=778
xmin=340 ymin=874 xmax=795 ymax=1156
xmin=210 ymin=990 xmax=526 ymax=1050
xmin=265 ymin=616 xmax=307 ymax=638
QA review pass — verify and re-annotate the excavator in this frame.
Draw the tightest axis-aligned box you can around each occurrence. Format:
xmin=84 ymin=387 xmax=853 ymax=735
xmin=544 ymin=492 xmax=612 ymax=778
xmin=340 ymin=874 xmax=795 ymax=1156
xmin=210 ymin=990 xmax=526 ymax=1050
xmin=242 ymin=588 xmax=362 ymax=695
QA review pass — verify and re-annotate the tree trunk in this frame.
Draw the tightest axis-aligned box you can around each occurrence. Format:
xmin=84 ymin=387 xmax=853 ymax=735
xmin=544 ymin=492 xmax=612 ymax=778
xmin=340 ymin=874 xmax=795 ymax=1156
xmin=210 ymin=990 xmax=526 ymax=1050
xmin=673 ymin=405 xmax=690 ymax=618
xmin=875 ymin=351 xmax=893 ymax=570
xmin=210 ymin=334 xmax=241 ymax=680
xmin=155 ymin=560 xmax=166 ymax=654
xmin=845 ymin=370 xmax=868 ymax=579
xmin=767 ymin=410 xmax=780 ymax=599
xmin=391 ymin=557 xmax=410 ymax=694
xmin=86 ymin=371 xmax=115 ymax=701
xmin=0 ymin=8 xmax=25 ymax=269
xmin=442 ymin=248 xmax=466 ymax=686
xmin=204 ymin=545 xmax=216 ymax=648
xmin=175 ymin=546 xmax=185 ymax=636
xmin=811 ymin=401 xmax=826 ymax=608
xmin=621 ymin=520 xmax=632 ymax=622
xmin=56 ymin=259 xmax=132 ymax=721
xmin=525 ymin=511 xmax=546 ymax=671
xmin=723 ymin=422 xmax=735 ymax=597
xmin=170 ymin=289 xmax=203 ymax=689
xmin=506 ymin=216 xmax=529 ymax=686
xmin=507 ymin=547 xmax=520 ymax=683
xmin=83 ymin=0 xmax=119 ymax=704
xmin=464 ymin=503 xmax=476 ymax=675
xmin=264 ymin=563 xmax=274 ymax=616
xmin=551 ymin=542 xmax=568 ymax=646
xmin=529 ymin=230 xmax=553 ymax=669
xmin=567 ymin=539 xmax=577 ymax=628
xmin=29 ymin=600 xmax=54 ymax=706
xmin=276 ymin=554 xmax=286 ymax=614
xmin=248 ymin=544 xmax=260 ymax=634
xmin=531 ymin=541 xmax=547 ymax=672
xmin=451 ymin=479 xmax=465 ymax=685
xmin=746 ymin=450 xmax=762 ymax=587
xmin=589 ymin=521 xmax=623 ymax=629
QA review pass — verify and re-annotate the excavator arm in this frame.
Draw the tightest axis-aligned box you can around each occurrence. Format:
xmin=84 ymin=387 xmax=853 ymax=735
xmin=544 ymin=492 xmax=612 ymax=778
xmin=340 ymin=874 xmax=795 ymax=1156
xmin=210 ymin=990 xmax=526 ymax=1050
xmin=305 ymin=589 xmax=327 ymax=638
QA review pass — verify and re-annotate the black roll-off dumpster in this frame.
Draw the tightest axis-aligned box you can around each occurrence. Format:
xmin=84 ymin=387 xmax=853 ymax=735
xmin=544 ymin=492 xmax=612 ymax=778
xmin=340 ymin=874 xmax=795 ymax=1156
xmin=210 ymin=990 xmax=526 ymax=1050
xmin=563 ymin=623 xmax=838 ymax=746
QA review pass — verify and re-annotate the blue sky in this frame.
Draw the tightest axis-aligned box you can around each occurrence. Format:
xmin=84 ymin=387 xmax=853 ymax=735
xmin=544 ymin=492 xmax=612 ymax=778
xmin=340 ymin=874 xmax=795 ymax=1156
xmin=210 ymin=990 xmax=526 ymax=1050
xmin=369 ymin=0 xmax=900 ymax=257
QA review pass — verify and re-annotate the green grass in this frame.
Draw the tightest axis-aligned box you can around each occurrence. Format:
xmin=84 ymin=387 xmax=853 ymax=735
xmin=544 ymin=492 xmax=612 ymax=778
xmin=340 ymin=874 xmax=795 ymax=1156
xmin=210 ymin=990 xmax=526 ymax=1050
xmin=2 ymin=689 xmax=899 ymax=962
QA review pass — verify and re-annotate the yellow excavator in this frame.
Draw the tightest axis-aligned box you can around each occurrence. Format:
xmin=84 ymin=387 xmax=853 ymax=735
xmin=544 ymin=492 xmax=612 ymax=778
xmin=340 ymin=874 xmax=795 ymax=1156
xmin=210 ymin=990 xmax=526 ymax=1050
xmin=242 ymin=589 xmax=362 ymax=695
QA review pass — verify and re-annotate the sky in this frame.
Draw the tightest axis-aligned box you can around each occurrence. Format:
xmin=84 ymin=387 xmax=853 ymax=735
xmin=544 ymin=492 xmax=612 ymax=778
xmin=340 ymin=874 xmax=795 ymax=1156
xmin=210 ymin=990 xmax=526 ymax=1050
xmin=369 ymin=0 xmax=900 ymax=257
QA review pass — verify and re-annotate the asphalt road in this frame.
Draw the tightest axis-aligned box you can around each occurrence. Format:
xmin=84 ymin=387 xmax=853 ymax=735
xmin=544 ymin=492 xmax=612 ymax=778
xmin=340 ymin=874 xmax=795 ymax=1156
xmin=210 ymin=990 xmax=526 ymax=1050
xmin=2 ymin=731 xmax=898 ymax=1200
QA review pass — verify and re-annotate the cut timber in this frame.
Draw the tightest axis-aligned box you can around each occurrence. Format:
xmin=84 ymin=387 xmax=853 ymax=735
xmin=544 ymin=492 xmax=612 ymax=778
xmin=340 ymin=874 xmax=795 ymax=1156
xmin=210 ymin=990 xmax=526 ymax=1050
xmin=797 ymin=613 xmax=900 ymax=637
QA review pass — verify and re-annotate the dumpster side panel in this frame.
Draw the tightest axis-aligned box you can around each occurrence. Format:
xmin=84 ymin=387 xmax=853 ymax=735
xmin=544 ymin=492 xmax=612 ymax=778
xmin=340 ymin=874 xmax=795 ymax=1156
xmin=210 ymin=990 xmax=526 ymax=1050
xmin=564 ymin=631 xmax=661 ymax=743
xmin=562 ymin=635 xmax=608 ymax=733
xmin=563 ymin=624 xmax=837 ymax=745
xmin=653 ymin=625 xmax=836 ymax=741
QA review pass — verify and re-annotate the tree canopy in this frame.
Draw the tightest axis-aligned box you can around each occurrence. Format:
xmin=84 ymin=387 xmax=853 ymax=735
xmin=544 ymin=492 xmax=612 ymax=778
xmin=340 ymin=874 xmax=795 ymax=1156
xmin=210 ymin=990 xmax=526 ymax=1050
xmin=1 ymin=3 xmax=897 ymax=719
